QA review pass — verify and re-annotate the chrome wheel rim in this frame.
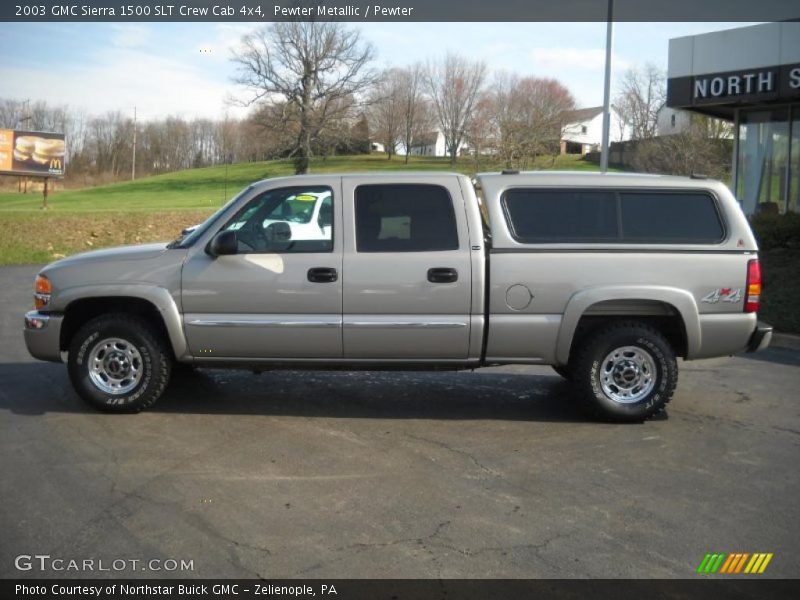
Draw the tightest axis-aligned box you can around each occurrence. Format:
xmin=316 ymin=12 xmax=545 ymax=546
xmin=87 ymin=337 xmax=143 ymax=395
xmin=599 ymin=345 xmax=657 ymax=404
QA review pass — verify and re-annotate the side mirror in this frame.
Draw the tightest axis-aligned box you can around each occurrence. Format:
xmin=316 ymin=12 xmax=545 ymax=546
xmin=264 ymin=222 xmax=292 ymax=251
xmin=265 ymin=221 xmax=292 ymax=243
xmin=208 ymin=230 xmax=238 ymax=257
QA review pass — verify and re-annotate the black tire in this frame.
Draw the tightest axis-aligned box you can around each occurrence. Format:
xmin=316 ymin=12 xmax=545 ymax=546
xmin=171 ymin=361 xmax=197 ymax=378
xmin=67 ymin=313 xmax=171 ymax=413
xmin=552 ymin=365 xmax=572 ymax=380
xmin=571 ymin=321 xmax=677 ymax=422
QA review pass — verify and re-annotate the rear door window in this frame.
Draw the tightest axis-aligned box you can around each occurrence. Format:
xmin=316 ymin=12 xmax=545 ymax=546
xmin=355 ymin=184 xmax=459 ymax=252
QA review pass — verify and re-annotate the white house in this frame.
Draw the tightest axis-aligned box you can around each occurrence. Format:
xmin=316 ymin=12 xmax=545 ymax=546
xmin=408 ymin=129 xmax=469 ymax=157
xmin=656 ymin=106 xmax=733 ymax=139
xmin=561 ymin=106 xmax=630 ymax=154
xmin=656 ymin=106 xmax=693 ymax=136
xmin=371 ymin=140 xmax=408 ymax=155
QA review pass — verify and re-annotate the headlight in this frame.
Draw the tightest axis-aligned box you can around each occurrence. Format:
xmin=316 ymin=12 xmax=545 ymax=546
xmin=34 ymin=275 xmax=51 ymax=309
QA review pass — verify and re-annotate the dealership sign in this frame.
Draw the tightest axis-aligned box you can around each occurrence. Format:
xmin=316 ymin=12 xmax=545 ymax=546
xmin=667 ymin=63 xmax=800 ymax=109
xmin=0 ymin=129 xmax=65 ymax=177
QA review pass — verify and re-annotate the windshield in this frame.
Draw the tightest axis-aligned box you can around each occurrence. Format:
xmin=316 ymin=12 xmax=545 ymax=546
xmin=168 ymin=186 xmax=253 ymax=249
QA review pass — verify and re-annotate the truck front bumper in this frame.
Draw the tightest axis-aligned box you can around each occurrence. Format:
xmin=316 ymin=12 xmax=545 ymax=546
xmin=747 ymin=320 xmax=773 ymax=353
xmin=24 ymin=311 xmax=64 ymax=362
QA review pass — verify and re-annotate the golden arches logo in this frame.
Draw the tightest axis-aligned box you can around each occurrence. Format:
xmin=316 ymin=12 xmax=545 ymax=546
xmin=50 ymin=158 xmax=62 ymax=170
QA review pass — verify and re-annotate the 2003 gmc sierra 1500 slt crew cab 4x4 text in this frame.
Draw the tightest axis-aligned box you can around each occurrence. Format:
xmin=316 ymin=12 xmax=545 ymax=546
xmin=23 ymin=171 xmax=773 ymax=421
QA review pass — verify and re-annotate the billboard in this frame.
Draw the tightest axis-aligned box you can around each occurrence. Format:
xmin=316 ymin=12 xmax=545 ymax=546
xmin=0 ymin=129 xmax=65 ymax=177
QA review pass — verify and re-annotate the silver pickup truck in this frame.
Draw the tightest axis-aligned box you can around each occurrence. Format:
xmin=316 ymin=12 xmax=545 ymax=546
xmin=24 ymin=171 xmax=772 ymax=421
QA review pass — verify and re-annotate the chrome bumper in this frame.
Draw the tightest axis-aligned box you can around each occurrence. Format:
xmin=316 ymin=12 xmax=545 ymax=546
xmin=24 ymin=310 xmax=64 ymax=362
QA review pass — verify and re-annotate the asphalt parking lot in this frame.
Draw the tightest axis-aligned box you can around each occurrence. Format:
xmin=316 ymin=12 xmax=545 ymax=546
xmin=1 ymin=264 xmax=798 ymax=579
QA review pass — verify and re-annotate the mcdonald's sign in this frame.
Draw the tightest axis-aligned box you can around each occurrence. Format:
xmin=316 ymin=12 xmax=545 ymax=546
xmin=0 ymin=129 xmax=65 ymax=177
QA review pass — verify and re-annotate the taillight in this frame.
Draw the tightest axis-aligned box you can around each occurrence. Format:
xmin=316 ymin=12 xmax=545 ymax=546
xmin=744 ymin=259 xmax=761 ymax=313
xmin=34 ymin=275 xmax=51 ymax=310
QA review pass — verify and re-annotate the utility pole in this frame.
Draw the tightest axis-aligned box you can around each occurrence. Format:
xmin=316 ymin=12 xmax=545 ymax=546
xmin=20 ymin=99 xmax=31 ymax=193
xmin=600 ymin=0 xmax=614 ymax=173
xmin=19 ymin=99 xmax=31 ymax=129
xmin=131 ymin=106 xmax=137 ymax=180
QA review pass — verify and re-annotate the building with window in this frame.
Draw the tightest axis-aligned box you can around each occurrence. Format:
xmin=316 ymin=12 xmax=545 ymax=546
xmin=408 ymin=129 xmax=470 ymax=157
xmin=561 ymin=106 xmax=630 ymax=155
xmin=656 ymin=107 xmax=693 ymax=136
xmin=667 ymin=21 xmax=800 ymax=214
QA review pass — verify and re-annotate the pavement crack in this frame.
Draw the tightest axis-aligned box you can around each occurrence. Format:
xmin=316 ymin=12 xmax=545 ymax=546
xmin=334 ymin=520 xmax=452 ymax=553
xmin=403 ymin=433 xmax=499 ymax=475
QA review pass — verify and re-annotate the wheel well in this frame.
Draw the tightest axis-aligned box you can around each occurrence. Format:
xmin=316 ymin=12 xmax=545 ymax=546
xmin=569 ymin=301 xmax=688 ymax=362
xmin=60 ymin=297 xmax=173 ymax=356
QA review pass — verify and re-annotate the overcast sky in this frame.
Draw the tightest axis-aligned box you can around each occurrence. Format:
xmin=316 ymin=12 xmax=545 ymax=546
xmin=0 ymin=21 xmax=758 ymax=122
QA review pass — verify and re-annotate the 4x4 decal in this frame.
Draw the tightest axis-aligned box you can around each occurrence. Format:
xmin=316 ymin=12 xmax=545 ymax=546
xmin=701 ymin=288 xmax=743 ymax=304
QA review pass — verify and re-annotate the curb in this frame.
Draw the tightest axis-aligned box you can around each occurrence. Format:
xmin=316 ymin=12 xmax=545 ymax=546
xmin=771 ymin=332 xmax=800 ymax=351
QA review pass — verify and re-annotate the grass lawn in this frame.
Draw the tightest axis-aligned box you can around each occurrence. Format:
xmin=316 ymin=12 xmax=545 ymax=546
xmin=0 ymin=153 xmax=607 ymax=264
xmin=0 ymin=153 xmax=608 ymax=213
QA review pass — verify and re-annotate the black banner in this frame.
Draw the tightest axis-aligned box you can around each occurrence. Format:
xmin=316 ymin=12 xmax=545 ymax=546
xmin=2 ymin=0 xmax=800 ymax=22
xmin=3 ymin=579 xmax=800 ymax=600
xmin=667 ymin=64 xmax=800 ymax=111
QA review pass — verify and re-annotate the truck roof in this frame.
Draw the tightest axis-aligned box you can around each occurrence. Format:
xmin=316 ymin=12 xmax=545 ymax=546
xmin=252 ymin=172 xmax=468 ymax=186
xmin=476 ymin=170 xmax=719 ymax=189
xmin=254 ymin=170 xmax=721 ymax=190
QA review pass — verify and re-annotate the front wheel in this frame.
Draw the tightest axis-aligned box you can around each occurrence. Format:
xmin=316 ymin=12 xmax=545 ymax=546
xmin=67 ymin=314 xmax=171 ymax=413
xmin=571 ymin=322 xmax=677 ymax=422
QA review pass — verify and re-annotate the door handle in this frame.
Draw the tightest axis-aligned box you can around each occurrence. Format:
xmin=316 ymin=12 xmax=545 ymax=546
xmin=307 ymin=267 xmax=338 ymax=283
xmin=427 ymin=267 xmax=458 ymax=284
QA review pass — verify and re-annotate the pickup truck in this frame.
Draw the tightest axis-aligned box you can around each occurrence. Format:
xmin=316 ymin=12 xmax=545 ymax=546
xmin=23 ymin=171 xmax=772 ymax=421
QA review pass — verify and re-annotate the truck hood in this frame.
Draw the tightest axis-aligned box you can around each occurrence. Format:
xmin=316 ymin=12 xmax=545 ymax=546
xmin=38 ymin=242 xmax=188 ymax=312
xmin=44 ymin=242 xmax=171 ymax=270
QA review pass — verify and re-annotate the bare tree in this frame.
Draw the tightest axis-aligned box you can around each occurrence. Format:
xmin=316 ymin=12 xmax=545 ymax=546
xmin=398 ymin=63 xmax=433 ymax=164
xmin=0 ymin=99 xmax=21 ymax=128
xmin=614 ymin=63 xmax=665 ymax=140
xmin=350 ymin=114 xmax=371 ymax=154
xmin=631 ymin=114 xmax=732 ymax=179
xmin=489 ymin=72 xmax=519 ymax=168
xmin=611 ymin=104 xmax=630 ymax=143
xmin=491 ymin=73 xmax=575 ymax=169
xmin=367 ymin=68 xmax=406 ymax=160
xmin=88 ymin=112 xmax=129 ymax=177
xmin=425 ymin=54 xmax=486 ymax=166
xmin=315 ymin=94 xmax=359 ymax=159
xmin=232 ymin=21 xmax=376 ymax=174
xmin=463 ymin=92 xmax=495 ymax=170
xmin=519 ymin=77 xmax=575 ymax=166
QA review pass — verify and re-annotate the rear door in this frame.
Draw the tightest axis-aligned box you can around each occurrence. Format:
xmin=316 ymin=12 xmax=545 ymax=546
xmin=341 ymin=177 xmax=473 ymax=359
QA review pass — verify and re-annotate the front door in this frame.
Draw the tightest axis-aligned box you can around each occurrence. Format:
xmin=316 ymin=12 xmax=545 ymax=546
xmin=341 ymin=178 xmax=473 ymax=360
xmin=181 ymin=180 xmax=343 ymax=359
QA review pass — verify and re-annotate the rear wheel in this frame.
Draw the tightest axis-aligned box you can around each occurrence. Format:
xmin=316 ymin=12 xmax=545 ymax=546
xmin=571 ymin=321 xmax=677 ymax=422
xmin=67 ymin=313 xmax=171 ymax=413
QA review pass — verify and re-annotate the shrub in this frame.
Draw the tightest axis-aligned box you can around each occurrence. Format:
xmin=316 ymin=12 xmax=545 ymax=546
xmin=749 ymin=212 xmax=800 ymax=250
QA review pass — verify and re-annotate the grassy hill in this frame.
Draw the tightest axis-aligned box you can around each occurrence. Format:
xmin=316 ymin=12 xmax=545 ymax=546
xmin=0 ymin=153 xmax=604 ymax=264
